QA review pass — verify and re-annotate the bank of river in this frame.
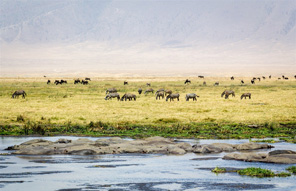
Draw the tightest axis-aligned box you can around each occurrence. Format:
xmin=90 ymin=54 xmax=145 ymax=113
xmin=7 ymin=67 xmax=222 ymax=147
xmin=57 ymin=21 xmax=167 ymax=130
xmin=1 ymin=136 xmax=295 ymax=191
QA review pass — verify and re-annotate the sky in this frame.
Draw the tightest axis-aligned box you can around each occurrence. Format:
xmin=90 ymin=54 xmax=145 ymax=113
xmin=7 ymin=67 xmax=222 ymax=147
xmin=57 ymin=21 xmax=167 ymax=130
xmin=0 ymin=0 xmax=295 ymax=77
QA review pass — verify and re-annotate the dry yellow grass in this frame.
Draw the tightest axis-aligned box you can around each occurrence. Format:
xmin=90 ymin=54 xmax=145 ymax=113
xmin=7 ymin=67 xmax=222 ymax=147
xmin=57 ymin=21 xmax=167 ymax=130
xmin=1 ymin=77 xmax=295 ymax=126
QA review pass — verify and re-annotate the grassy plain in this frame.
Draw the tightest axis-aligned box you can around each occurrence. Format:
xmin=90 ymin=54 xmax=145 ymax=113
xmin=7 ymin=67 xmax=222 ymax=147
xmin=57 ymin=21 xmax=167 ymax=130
xmin=0 ymin=77 xmax=295 ymax=138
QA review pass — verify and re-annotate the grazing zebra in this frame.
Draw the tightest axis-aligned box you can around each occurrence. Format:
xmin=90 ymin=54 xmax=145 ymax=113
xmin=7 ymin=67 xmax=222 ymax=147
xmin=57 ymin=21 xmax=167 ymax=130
xmin=12 ymin=90 xmax=27 ymax=99
xmin=241 ymin=93 xmax=251 ymax=99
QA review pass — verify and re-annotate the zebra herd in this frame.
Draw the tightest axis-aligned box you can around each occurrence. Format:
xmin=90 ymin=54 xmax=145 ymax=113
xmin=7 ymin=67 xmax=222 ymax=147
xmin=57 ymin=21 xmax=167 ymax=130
xmin=11 ymin=75 xmax=295 ymax=101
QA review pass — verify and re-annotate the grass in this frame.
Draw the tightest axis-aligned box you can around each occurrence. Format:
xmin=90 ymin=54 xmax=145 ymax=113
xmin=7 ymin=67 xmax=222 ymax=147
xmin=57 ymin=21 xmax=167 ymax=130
xmin=0 ymin=77 xmax=296 ymax=137
xmin=211 ymin=167 xmax=226 ymax=173
xmin=237 ymin=167 xmax=291 ymax=178
xmin=286 ymin=166 xmax=296 ymax=174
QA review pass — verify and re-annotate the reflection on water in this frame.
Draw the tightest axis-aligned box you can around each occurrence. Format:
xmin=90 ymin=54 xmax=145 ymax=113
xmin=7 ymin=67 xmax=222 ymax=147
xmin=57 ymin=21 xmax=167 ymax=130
xmin=0 ymin=136 xmax=295 ymax=191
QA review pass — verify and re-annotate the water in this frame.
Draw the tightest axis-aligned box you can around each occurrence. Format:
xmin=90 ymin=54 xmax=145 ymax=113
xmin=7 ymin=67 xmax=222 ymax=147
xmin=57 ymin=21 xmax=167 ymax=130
xmin=0 ymin=136 xmax=295 ymax=191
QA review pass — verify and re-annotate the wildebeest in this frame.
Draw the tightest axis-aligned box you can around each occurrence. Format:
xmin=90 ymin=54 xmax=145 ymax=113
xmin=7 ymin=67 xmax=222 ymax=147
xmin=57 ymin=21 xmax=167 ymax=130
xmin=262 ymin=76 xmax=266 ymax=80
xmin=85 ymin=78 xmax=91 ymax=81
xmin=294 ymin=75 xmax=296 ymax=79
xmin=156 ymin=91 xmax=165 ymax=100
xmin=221 ymin=90 xmax=235 ymax=99
xmin=81 ymin=80 xmax=88 ymax=85
xmin=278 ymin=78 xmax=281 ymax=80
xmin=74 ymin=79 xmax=81 ymax=84
xmin=55 ymin=80 xmax=67 ymax=85
xmin=252 ymin=77 xmax=257 ymax=80
xmin=241 ymin=93 xmax=251 ymax=99
xmin=105 ymin=93 xmax=120 ymax=100
xmin=184 ymin=79 xmax=191 ymax=84
xmin=241 ymin=80 xmax=244 ymax=84
xmin=269 ymin=75 xmax=271 ymax=79
xmin=54 ymin=80 xmax=61 ymax=85
xmin=282 ymin=75 xmax=285 ymax=79
xmin=146 ymin=83 xmax=151 ymax=86
xmin=231 ymin=76 xmax=234 ymax=80
xmin=155 ymin=88 xmax=164 ymax=95
xmin=47 ymin=80 xmax=51 ymax=84
xmin=185 ymin=93 xmax=199 ymax=101
xmin=124 ymin=81 xmax=128 ymax=85
xmin=284 ymin=77 xmax=289 ymax=80
xmin=251 ymin=79 xmax=255 ymax=84
xmin=121 ymin=93 xmax=136 ymax=101
xmin=214 ymin=82 xmax=219 ymax=86
xmin=106 ymin=88 xmax=117 ymax=94
xmin=203 ymin=81 xmax=206 ymax=86
xmin=12 ymin=90 xmax=27 ymax=99
xmin=164 ymin=89 xmax=172 ymax=96
xmin=138 ymin=88 xmax=142 ymax=94
xmin=166 ymin=93 xmax=180 ymax=101
xmin=144 ymin=88 xmax=154 ymax=94
xmin=198 ymin=75 xmax=204 ymax=78
xmin=257 ymin=77 xmax=261 ymax=81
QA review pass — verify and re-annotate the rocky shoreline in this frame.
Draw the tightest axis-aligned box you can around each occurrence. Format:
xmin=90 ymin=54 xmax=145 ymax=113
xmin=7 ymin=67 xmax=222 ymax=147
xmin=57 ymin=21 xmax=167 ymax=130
xmin=5 ymin=137 xmax=296 ymax=164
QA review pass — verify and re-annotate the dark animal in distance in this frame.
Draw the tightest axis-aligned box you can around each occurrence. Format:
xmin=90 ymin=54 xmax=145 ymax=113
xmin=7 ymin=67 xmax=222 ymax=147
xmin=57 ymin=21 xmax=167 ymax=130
xmin=294 ymin=75 xmax=296 ymax=79
xmin=144 ymin=88 xmax=154 ymax=94
xmin=12 ymin=90 xmax=27 ymax=99
xmin=155 ymin=88 xmax=165 ymax=95
xmin=138 ymin=88 xmax=142 ymax=94
xmin=156 ymin=91 xmax=165 ymax=100
xmin=257 ymin=77 xmax=261 ymax=81
xmin=241 ymin=93 xmax=251 ymax=99
xmin=269 ymin=75 xmax=271 ymax=79
xmin=278 ymin=78 xmax=281 ymax=80
xmin=203 ymin=81 xmax=206 ymax=86
xmin=251 ymin=79 xmax=255 ymax=84
xmin=185 ymin=93 xmax=199 ymax=101
xmin=221 ymin=90 xmax=235 ymax=99
xmin=55 ymin=80 xmax=67 ymax=85
xmin=146 ymin=83 xmax=151 ymax=86
xmin=262 ymin=76 xmax=266 ymax=80
xmin=121 ymin=93 xmax=136 ymax=101
xmin=81 ymin=80 xmax=88 ymax=85
xmin=85 ymin=78 xmax=91 ymax=81
xmin=166 ymin=93 xmax=180 ymax=101
xmin=106 ymin=88 xmax=117 ymax=94
xmin=241 ymin=80 xmax=244 ymax=84
xmin=214 ymin=82 xmax=219 ymax=86
xmin=282 ymin=75 xmax=285 ymax=79
xmin=198 ymin=75 xmax=204 ymax=78
xmin=74 ymin=79 xmax=81 ymax=84
xmin=184 ymin=79 xmax=191 ymax=84
xmin=124 ymin=81 xmax=128 ymax=85
xmin=164 ymin=89 xmax=172 ymax=96
xmin=47 ymin=80 xmax=51 ymax=84
xmin=54 ymin=80 xmax=61 ymax=85
xmin=231 ymin=76 xmax=234 ymax=80
xmin=284 ymin=77 xmax=289 ymax=80
xmin=105 ymin=93 xmax=120 ymax=101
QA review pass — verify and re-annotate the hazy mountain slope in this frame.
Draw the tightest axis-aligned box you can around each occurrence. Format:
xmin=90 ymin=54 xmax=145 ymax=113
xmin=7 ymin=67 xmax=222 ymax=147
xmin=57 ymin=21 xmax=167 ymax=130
xmin=0 ymin=0 xmax=295 ymax=76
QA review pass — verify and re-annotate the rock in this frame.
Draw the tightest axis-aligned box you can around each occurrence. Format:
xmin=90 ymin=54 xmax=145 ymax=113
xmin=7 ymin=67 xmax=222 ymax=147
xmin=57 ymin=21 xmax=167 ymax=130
xmin=68 ymin=149 xmax=97 ymax=155
xmin=55 ymin=138 xmax=72 ymax=144
xmin=223 ymin=150 xmax=296 ymax=164
xmin=235 ymin=142 xmax=274 ymax=150
xmin=5 ymin=137 xmax=276 ymax=156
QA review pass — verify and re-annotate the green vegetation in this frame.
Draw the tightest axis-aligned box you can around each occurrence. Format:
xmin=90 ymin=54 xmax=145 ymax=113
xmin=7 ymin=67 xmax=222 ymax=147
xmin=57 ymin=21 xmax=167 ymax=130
xmin=211 ymin=167 xmax=226 ymax=173
xmin=0 ymin=77 xmax=295 ymax=138
xmin=237 ymin=167 xmax=291 ymax=178
xmin=286 ymin=166 xmax=296 ymax=174
xmin=251 ymin=139 xmax=279 ymax=143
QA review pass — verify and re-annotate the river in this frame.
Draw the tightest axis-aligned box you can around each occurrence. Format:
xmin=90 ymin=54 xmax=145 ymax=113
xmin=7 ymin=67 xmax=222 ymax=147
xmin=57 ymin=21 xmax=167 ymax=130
xmin=0 ymin=136 xmax=295 ymax=191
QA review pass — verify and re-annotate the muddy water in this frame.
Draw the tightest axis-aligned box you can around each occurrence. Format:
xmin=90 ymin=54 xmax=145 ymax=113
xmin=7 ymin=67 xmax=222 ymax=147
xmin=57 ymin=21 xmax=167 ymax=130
xmin=0 ymin=136 xmax=295 ymax=191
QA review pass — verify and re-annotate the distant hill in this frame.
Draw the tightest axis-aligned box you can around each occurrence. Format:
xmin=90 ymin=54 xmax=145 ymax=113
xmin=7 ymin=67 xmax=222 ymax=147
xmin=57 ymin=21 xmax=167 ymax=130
xmin=0 ymin=0 xmax=295 ymax=76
